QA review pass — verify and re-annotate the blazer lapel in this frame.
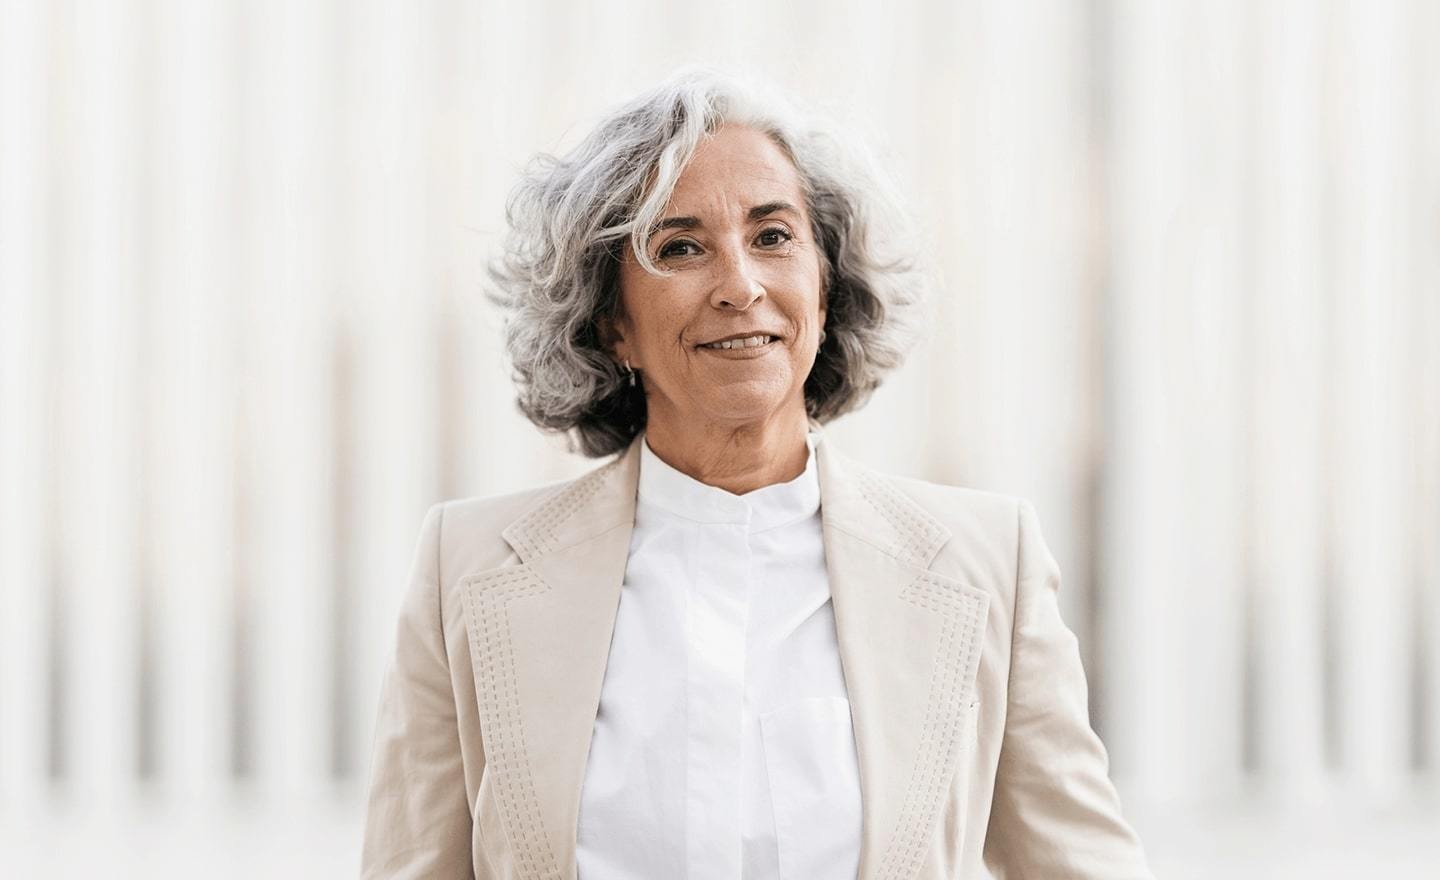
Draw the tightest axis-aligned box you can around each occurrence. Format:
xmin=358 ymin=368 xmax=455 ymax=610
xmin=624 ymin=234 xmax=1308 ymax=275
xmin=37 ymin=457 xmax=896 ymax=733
xmin=459 ymin=429 xmax=989 ymax=880
xmin=814 ymin=434 xmax=991 ymax=880
xmin=459 ymin=440 xmax=641 ymax=880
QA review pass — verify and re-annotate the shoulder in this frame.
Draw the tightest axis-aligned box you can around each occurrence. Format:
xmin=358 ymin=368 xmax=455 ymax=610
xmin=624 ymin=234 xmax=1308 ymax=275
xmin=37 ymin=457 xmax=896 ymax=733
xmin=882 ymin=470 xmax=1025 ymax=547
xmin=885 ymin=471 xmax=1022 ymax=524
xmin=423 ymin=473 xmax=583 ymax=579
xmin=815 ymin=434 xmax=1029 ymax=571
xmin=865 ymin=467 xmax=1033 ymax=589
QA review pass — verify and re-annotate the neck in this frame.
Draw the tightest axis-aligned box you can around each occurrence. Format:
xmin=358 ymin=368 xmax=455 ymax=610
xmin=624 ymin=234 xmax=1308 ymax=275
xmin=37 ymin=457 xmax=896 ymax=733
xmin=641 ymin=406 xmax=813 ymax=495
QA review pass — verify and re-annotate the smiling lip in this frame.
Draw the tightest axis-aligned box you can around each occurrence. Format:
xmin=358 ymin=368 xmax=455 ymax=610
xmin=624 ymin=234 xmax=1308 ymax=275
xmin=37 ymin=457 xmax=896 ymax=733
xmin=696 ymin=333 xmax=781 ymax=358
xmin=696 ymin=331 xmax=782 ymax=348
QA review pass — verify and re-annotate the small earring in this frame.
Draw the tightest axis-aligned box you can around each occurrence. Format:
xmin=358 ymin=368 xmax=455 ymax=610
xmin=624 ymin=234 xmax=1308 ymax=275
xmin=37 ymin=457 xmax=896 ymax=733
xmin=623 ymin=358 xmax=636 ymax=387
xmin=818 ymin=328 xmax=828 ymax=345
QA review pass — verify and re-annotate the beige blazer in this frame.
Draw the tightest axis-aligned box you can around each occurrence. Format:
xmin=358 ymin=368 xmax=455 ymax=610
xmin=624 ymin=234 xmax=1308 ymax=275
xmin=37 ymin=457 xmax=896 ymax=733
xmin=360 ymin=428 xmax=1154 ymax=879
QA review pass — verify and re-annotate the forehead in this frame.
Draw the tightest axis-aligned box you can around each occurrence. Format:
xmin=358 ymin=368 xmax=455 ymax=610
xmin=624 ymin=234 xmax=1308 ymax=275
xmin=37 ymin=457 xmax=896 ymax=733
xmin=664 ymin=124 xmax=806 ymax=213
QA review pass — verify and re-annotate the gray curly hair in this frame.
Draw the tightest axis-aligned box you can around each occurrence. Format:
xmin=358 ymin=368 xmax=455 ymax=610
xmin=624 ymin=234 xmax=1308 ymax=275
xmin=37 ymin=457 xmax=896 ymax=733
xmin=485 ymin=65 xmax=933 ymax=458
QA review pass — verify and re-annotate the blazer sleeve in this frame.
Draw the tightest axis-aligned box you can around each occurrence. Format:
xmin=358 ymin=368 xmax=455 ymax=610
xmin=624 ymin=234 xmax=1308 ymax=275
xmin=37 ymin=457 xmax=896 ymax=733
xmin=361 ymin=502 xmax=478 ymax=879
xmin=982 ymin=498 xmax=1155 ymax=880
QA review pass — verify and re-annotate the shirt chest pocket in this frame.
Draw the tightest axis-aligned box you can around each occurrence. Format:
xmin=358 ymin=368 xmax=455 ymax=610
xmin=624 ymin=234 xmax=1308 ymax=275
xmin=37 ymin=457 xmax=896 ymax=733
xmin=759 ymin=696 xmax=863 ymax=880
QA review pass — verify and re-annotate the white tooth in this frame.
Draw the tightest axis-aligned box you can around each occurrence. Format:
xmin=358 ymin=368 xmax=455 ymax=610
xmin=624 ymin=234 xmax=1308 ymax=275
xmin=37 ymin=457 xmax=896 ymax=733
xmin=704 ymin=335 xmax=776 ymax=350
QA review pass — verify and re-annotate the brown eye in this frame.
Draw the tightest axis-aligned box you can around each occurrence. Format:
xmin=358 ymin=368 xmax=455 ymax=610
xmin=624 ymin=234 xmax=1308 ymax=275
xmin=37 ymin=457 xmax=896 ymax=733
xmin=756 ymin=227 xmax=793 ymax=247
xmin=658 ymin=239 xmax=699 ymax=259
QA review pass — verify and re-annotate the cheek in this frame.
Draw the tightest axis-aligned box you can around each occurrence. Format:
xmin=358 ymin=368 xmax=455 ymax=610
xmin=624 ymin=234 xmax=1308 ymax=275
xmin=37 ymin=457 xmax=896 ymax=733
xmin=625 ymin=288 xmax=700 ymax=355
xmin=783 ymin=271 xmax=826 ymax=326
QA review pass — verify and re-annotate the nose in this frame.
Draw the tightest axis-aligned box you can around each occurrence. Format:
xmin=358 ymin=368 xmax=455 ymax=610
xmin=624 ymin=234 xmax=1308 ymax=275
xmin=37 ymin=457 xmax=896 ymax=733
xmin=710 ymin=246 xmax=765 ymax=311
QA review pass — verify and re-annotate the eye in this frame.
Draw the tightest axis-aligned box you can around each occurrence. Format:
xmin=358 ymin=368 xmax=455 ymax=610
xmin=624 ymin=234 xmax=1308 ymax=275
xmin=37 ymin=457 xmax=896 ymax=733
xmin=756 ymin=226 xmax=793 ymax=248
xmin=657 ymin=238 xmax=699 ymax=259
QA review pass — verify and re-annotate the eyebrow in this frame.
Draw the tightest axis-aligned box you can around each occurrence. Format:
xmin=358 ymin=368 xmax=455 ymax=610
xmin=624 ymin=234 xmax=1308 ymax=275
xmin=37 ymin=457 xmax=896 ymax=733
xmin=650 ymin=200 xmax=799 ymax=233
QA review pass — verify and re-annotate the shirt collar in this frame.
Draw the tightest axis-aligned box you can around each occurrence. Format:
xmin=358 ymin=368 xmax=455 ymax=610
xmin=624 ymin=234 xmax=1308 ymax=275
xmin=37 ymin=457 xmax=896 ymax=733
xmin=636 ymin=430 xmax=821 ymax=531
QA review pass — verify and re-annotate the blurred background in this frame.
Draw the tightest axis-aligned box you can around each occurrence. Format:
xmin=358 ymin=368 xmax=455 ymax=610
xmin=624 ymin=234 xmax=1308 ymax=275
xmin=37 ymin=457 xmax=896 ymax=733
xmin=2 ymin=0 xmax=1437 ymax=876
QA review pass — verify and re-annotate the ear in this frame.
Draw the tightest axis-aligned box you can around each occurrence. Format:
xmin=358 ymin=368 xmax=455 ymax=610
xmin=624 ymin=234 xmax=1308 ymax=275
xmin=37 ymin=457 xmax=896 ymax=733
xmin=597 ymin=311 xmax=631 ymax=366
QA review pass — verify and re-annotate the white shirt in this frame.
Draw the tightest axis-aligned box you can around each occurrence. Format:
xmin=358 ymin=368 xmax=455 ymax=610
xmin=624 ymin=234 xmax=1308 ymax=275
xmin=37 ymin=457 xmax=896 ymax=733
xmin=575 ymin=430 xmax=863 ymax=880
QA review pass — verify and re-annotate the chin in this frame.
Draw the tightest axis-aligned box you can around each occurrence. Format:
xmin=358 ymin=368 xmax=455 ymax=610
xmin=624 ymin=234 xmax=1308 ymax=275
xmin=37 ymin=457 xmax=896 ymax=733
xmin=695 ymin=387 xmax=795 ymax=424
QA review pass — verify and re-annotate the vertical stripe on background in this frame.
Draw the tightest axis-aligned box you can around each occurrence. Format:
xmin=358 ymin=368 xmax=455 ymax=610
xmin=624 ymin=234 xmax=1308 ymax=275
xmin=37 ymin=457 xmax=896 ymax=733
xmin=0 ymin=0 xmax=1434 ymax=874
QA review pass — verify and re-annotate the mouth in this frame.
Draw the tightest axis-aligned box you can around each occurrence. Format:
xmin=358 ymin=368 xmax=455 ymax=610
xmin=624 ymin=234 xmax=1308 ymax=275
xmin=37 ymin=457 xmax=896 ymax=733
xmin=696 ymin=333 xmax=780 ymax=353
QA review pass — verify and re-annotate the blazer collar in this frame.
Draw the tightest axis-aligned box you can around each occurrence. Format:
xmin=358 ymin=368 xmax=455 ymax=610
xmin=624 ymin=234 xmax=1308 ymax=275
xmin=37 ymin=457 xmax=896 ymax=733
xmin=462 ymin=426 xmax=990 ymax=880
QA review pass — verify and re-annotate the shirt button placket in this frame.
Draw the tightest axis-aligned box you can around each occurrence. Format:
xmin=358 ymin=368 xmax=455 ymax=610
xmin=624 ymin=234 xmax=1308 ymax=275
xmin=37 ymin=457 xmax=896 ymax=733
xmin=684 ymin=501 xmax=753 ymax=880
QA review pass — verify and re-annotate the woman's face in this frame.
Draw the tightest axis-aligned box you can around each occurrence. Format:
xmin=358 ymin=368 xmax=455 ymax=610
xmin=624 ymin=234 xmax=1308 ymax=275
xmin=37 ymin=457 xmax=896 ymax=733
xmin=608 ymin=124 xmax=827 ymax=432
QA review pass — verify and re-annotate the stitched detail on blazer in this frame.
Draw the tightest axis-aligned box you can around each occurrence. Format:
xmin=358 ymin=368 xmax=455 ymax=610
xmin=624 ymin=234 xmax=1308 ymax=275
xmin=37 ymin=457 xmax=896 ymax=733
xmin=464 ymin=566 xmax=563 ymax=880
xmin=507 ymin=456 xmax=622 ymax=561
xmin=855 ymin=468 xmax=948 ymax=568
xmin=881 ymin=572 xmax=990 ymax=879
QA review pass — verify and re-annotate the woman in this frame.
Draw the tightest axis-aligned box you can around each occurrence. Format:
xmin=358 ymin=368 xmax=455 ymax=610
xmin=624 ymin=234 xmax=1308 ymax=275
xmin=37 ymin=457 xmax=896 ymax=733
xmin=361 ymin=67 xmax=1154 ymax=880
